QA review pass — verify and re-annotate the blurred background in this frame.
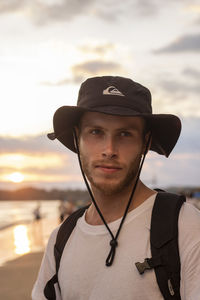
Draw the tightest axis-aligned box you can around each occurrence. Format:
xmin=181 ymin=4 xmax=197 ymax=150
xmin=0 ymin=0 xmax=200 ymax=299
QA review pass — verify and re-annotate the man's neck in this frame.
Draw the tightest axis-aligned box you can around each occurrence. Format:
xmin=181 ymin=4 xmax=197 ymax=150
xmin=85 ymin=180 xmax=156 ymax=225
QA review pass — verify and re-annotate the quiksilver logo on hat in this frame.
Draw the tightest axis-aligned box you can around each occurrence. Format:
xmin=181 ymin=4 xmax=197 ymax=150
xmin=103 ymin=86 xmax=125 ymax=97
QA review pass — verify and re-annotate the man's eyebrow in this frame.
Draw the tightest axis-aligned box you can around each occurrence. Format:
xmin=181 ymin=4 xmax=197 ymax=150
xmin=81 ymin=123 xmax=103 ymax=128
xmin=79 ymin=122 xmax=104 ymax=131
xmin=81 ymin=125 xmax=140 ymax=132
xmin=116 ymin=126 xmax=139 ymax=131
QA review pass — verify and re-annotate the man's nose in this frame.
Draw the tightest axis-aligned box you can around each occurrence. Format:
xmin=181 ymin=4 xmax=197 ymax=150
xmin=102 ymin=135 xmax=117 ymax=159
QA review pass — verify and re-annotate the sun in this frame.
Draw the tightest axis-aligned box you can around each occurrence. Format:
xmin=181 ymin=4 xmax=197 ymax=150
xmin=8 ymin=172 xmax=25 ymax=183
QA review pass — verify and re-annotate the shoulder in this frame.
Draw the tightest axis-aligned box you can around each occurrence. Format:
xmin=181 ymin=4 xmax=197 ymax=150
xmin=178 ymin=203 xmax=200 ymax=298
xmin=178 ymin=202 xmax=200 ymax=257
xmin=179 ymin=201 xmax=200 ymax=231
xmin=49 ymin=223 xmax=61 ymax=242
xmin=47 ymin=225 xmax=60 ymax=247
xmin=41 ymin=225 xmax=61 ymax=266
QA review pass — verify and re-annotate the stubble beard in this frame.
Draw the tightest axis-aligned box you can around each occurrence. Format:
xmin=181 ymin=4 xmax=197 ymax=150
xmin=80 ymin=153 xmax=142 ymax=196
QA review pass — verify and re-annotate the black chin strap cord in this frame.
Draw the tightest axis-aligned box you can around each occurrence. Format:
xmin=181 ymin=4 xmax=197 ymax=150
xmin=73 ymin=129 xmax=151 ymax=266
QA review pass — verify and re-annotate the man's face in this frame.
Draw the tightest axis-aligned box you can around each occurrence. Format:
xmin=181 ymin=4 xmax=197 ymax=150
xmin=78 ymin=112 xmax=147 ymax=196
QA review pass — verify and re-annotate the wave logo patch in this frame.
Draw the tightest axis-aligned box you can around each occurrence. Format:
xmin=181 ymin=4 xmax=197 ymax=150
xmin=103 ymin=86 xmax=125 ymax=97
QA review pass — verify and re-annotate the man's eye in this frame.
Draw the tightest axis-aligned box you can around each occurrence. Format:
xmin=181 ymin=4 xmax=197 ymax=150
xmin=90 ymin=129 xmax=101 ymax=135
xmin=120 ymin=131 xmax=132 ymax=137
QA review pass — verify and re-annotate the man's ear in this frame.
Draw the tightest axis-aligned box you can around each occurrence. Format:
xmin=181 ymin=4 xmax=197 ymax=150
xmin=142 ymin=132 xmax=152 ymax=155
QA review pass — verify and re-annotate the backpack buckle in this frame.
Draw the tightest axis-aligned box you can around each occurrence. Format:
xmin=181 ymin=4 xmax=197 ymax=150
xmin=135 ymin=256 xmax=163 ymax=275
xmin=135 ymin=258 xmax=152 ymax=274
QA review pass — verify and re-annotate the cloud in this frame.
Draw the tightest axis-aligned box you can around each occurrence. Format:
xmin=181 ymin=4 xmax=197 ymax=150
xmin=42 ymin=59 xmax=123 ymax=86
xmin=78 ymin=43 xmax=115 ymax=56
xmin=71 ymin=60 xmax=122 ymax=75
xmin=144 ymin=152 xmax=200 ymax=188
xmin=154 ymin=33 xmax=200 ymax=53
xmin=0 ymin=0 xmax=25 ymax=13
xmin=0 ymin=134 xmax=81 ymax=183
xmin=0 ymin=0 xmax=93 ymax=25
xmin=0 ymin=159 xmax=79 ymax=177
xmin=88 ymin=0 xmax=163 ymax=22
xmin=92 ymin=1 xmax=124 ymax=22
xmin=30 ymin=0 xmax=94 ymax=26
xmin=134 ymin=0 xmax=159 ymax=16
xmin=159 ymin=78 xmax=200 ymax=95
xmin=176 ymin=117 xmax=200 ymax=153
xmin=183 ymin=67 xmax=200 ymax=80
xmin=155 ymin=77 xmax=200 ymax=116
xmin=0 ymin=0 xmax=183 ymax=25
xmin=0 ymin=134 xmax=80 ymax=176
xmin=0 ymin=134 xmax=70 ymax=154
xmin=0 ymin=0 xmax=116 ymax=24
xmin=153 ymin=68 xmax=200 ymax=115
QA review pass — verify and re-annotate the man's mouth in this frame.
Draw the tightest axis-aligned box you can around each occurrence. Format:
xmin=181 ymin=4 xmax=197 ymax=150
xmin=95 ymin=164 xmax=122 ymax=174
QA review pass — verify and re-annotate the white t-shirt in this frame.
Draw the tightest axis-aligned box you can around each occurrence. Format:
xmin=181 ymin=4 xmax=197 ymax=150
xmin=32 ymin=194 xmax=200 ymax=300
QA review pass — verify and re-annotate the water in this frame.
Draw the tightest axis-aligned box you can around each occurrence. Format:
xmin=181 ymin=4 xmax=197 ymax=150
xmin=0 ymin=200 xmax=59 ymax=229
xmin=0 ymin=200 xmax=60 ymax=265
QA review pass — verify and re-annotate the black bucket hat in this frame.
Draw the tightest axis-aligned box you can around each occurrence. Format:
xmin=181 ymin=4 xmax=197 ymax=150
xmin=49 ymin=76 xmax=181 ymax=157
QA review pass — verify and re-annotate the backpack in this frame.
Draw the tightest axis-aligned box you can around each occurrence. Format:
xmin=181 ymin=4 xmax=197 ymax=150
xmin=44 ymin=192 xmax=185 ymax=300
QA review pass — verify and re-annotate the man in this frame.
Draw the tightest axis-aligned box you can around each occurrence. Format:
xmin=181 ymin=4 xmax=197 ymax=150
xmin=32 ymin=76 xmax=200 ymax=299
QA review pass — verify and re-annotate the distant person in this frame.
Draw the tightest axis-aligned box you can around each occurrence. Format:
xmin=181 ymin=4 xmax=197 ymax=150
xmin=64 ymin=200 xmax=75 ymax=216
xmin=33 ymin=202 xmax=41 ymax=221
xmin=58 ymin=200 xmax=67 ymax=222
xmin=58 ymin=200 xmax=74 ymax=222
xmin=32 ymin=76 xmax=200 ymax=299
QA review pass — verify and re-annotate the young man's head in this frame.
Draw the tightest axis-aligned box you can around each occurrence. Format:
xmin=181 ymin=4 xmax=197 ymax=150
xmin=48 ymin=75 xmax=181 ymax=192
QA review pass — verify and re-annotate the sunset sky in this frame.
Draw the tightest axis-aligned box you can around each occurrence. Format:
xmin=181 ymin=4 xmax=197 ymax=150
xmin=0 ymin=0 xmax=200 ymax=191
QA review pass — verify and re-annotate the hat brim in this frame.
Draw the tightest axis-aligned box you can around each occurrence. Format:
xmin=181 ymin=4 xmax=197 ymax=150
xmin=52 ymin=106 xmax=181 ymax=157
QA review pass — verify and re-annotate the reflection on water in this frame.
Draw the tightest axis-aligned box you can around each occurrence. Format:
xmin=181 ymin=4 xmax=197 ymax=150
xmin=0 ymin=218 xmax=59 ymax=266
xmin=13 ymin=225 xmax=30 ymax=255
xmin=0 ymin=200 xmax=60 ymax=265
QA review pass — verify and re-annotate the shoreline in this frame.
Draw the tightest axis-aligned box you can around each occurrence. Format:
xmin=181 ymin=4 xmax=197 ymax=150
xmin=0 ymin=219 xmax=32 ymax=231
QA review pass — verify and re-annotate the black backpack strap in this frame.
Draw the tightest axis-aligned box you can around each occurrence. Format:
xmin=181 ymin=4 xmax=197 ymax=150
xmin=44 ymin=205 xmax=89 ymax=300
xmin=135 ymin=192 xmax=185 ymax=300
xmin=151 ymin=192 xmax=185 ymax=299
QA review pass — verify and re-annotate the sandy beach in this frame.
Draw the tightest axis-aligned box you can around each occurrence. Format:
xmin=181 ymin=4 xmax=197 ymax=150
xmin=0 ymin=206 xmax=60 ymax=300
xmin=0 ymin=251 xmax=43 ymax=300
